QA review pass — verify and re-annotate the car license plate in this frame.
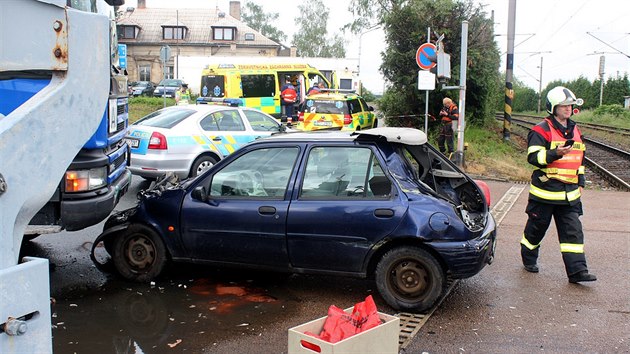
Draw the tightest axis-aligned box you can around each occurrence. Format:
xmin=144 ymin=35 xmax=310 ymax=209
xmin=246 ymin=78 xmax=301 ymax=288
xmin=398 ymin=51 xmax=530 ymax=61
xmin=314 ymin=121 xmax=332 ymax=127
xmin=125 ymin=138 xmax=139 ymax=148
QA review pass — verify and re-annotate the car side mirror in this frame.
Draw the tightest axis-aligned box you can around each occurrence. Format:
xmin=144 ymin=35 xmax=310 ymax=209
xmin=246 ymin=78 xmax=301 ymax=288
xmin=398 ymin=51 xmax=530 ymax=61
xmin=368 ymin=106 xmax=375 ymax=111
xmin=191 ymin=186 xmax=208 ymax=202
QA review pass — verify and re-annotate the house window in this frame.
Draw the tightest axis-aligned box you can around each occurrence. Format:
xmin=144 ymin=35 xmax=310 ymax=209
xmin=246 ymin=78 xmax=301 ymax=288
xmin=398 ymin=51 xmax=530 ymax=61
xmin=164 ymin=66 xmax=174 ymax=80
xmin=213 ymin=27 xmax=235 ymax=41
xmin=244 ymin=33 xmax=255 ymax=41
xmin=163 ymin=26 xmax=185 ymax=40
xmin=117 ymin=25 xmax=136 ymax=39
xmin=139 ymin=65 xmax=151 ymax=82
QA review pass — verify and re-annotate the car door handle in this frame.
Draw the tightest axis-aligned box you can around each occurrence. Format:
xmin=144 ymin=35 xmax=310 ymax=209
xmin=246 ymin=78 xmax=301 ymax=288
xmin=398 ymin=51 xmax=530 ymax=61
xmin=212 ymin=137 xmax=222 ymax=141
xmin=374 ymin=209 xmax=394 ymax=218
xmin=258 ymin=206 xmax=276 ymax=215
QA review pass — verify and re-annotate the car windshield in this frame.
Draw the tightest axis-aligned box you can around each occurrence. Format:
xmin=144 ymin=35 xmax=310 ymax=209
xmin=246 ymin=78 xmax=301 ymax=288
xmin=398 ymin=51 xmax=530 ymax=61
xmin=134 ymin=82 xmax=150 ymax=87
xmin=134 ymin=108 xmax=196 ymax=128
xmin=158 ymin=79 xmax=183 ymax=87
xmin=303 ymin=99 xmax=347 ymax=114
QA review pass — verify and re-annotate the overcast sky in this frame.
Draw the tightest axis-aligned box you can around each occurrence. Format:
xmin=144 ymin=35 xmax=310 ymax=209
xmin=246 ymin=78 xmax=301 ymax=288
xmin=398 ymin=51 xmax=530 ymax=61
xmin=125 ymin=0 xmax=629 ymax=97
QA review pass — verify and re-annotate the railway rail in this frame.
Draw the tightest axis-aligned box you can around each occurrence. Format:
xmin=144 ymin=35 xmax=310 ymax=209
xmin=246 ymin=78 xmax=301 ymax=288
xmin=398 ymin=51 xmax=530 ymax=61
xmin=510 ymin=113 xmax=630 ymax=137
xmin=497 ymin=114 xmax=630 ymax=191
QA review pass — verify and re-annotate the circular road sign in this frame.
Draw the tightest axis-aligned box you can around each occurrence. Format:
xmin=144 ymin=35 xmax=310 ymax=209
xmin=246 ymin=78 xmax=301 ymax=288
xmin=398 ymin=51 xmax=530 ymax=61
xmin=416 ymin=43 xmax=437 ymax=70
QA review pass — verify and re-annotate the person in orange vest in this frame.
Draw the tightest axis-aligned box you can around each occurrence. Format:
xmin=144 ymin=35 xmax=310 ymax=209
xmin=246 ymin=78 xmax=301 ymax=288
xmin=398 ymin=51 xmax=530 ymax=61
xmin=280 ymin=77 xmax=297 ymax=120
xmin=520 ymin=86 xmax=596 ymax=283
xmin=308 ymin=82 xmax=325 ymax=96
xmin=437 ymin=97 xmax=459 ymax=154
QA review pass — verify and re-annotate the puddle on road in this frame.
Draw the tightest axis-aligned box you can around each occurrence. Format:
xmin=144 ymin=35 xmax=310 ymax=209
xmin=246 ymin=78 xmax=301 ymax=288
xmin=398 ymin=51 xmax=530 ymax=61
xmin=51 ymin=268 xmax=298 ymax=353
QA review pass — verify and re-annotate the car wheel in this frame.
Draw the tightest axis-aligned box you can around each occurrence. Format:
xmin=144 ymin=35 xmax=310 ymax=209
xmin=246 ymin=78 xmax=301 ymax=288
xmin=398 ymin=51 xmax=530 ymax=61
xmin=372 ymin=117 xmax=378 ymax=128
xmin=375 ymin=246 xmax=445 ymax=312
xmin=112 ymin=224 xmax=167 ymax=282
xmin=190 ymin=155 xmax=218 ymax=177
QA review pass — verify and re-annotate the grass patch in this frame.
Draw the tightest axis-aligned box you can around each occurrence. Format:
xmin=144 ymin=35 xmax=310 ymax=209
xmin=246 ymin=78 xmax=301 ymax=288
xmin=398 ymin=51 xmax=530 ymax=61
xmin=129 ymin=96 xmax=175 ymax=123
xmin=429 ymin=122 xmax=532 ymax=182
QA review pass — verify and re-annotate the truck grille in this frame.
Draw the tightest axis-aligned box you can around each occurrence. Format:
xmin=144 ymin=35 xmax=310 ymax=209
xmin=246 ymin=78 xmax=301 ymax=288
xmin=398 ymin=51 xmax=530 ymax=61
xmin=111 ymin=149 xmax=126 ymax=171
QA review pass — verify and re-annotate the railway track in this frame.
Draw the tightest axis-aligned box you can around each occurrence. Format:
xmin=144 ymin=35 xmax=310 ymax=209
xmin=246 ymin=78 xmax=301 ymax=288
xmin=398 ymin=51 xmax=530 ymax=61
xmin=510 ymin=113 xmax=630 ymax=137
xmin=497 ymin=114 xmax=630 ymax=191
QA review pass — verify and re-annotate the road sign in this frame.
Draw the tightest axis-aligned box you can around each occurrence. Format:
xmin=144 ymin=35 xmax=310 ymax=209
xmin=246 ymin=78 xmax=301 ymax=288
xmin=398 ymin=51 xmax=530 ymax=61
xmin=416 ymin=43 xmax=437 ymax=70
xmin=418 ymin=70 xmax=435 ymax=90
xmin=160 ymin=45 xmax=171 ymax=63
xmin=118 ymin=44 xmax=127 ymax=69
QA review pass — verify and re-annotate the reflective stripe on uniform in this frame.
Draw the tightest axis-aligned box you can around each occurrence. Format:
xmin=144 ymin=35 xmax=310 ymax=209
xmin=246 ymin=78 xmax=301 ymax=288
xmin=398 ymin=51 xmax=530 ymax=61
xmin=560 ymin=243 xmax=584 ymax=253
xmin=529 ymin=184 xmax=581 ymax=201
xmin=520 ymin=235 xmax=540 ymax=250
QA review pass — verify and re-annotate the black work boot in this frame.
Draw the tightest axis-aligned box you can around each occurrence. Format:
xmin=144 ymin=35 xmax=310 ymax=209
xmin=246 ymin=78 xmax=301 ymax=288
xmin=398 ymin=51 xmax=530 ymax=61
xmin=523 ymin=264 xmax=539 ymax=273
xmin=568 ymin=271 xmax=597 ymax=283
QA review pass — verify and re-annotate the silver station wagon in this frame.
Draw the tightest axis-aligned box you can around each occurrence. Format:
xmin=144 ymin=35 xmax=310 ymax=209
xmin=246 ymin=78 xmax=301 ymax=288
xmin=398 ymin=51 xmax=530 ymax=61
xmin=125 ymin=101 xmax=287 ymax=179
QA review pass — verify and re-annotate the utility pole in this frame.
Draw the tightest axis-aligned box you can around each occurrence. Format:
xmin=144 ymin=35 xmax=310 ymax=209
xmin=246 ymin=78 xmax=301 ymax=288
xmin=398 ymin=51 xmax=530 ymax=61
xmin=503 ymin=0 xmax=516 ymax=141
xmin=453 ymin=21 xmax=468 ymax=167
xmin=599 ymin=55 xmax=605 ymax=106
xmin=537 ymin=56 xmax=543 ymax=114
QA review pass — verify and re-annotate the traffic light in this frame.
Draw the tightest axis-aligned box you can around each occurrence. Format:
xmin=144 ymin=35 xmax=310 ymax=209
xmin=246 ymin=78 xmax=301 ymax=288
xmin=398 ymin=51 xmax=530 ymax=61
xmin=428 ymin=50 xmax=451 ymax=83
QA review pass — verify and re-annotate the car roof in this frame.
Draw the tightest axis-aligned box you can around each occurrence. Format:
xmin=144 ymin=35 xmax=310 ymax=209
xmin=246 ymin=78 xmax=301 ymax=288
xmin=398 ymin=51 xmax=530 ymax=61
xmin=306 ymin=91 xmax=360 ymax=100
xmin=266 ymin=127 xmax=427 ymax=145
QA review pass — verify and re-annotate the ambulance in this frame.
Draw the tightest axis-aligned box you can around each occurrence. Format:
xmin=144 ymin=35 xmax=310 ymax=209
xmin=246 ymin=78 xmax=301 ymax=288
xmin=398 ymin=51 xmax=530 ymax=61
xmin=199 ymin=63 xmax=330 ymax=119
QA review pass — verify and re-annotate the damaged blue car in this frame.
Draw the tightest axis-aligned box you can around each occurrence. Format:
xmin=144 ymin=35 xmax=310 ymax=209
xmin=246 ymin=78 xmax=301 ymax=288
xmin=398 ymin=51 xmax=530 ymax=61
xmin=93 ymin=127 xmax=496 ymax=312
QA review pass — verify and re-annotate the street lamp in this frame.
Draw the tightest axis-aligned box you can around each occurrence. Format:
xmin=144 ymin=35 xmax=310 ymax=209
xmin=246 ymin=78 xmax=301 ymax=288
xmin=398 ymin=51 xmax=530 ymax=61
xmin=358 ymin=25 xmax=380 ymax=77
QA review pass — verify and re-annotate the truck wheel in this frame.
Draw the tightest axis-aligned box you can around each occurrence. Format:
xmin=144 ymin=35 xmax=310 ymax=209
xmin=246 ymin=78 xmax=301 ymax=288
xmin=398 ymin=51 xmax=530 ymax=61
xmin=190 ymin=155 xmax=218 ymax=177
xmin=113 ymin=224 xmax=167 ymax=282
xmin=375 ymin=246 xmax=445 ymax=312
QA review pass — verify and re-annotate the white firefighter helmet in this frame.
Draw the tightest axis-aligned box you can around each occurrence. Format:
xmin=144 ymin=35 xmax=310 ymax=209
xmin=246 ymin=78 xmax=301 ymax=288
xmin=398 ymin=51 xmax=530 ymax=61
xmin=546 ymin=86 xmax=583 ymax=114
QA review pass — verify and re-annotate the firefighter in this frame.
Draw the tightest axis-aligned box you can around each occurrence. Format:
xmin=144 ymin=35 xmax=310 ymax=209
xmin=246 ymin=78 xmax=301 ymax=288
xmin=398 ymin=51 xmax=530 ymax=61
xmin=437 ymin=97 xmax=459 ymax=155
xmin=520 ymin=86 xmax=596 ymax=283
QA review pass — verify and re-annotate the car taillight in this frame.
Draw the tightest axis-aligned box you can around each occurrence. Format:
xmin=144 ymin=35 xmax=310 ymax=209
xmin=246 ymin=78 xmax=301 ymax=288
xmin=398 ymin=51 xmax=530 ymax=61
xmin=474 ymin=180 xmax=491 ymax=207
xmin=343 ymin=114 xmax=352 ymax=125
xmin=148 ymin=132 xmax=168 ymax=150
xmin=298 ymin=112 xmax=304 ymax=122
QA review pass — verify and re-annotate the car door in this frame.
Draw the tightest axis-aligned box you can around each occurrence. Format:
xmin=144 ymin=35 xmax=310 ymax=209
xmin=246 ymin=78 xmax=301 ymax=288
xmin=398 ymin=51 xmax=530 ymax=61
xmin=179 ymin=145 xmax=300 ymax=267
xmin=286 ymin=145 xmax=407 ymax=272
xmin=241 ymin=109 xmax=282 ymax=136
xmin=199 ymin=108 xmax=260 ymax=157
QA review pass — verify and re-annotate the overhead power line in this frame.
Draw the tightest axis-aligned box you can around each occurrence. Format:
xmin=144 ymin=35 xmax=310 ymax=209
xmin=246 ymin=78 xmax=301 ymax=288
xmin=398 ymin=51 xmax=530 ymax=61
xmin=586 ymin=32 xmax=630 ymax=59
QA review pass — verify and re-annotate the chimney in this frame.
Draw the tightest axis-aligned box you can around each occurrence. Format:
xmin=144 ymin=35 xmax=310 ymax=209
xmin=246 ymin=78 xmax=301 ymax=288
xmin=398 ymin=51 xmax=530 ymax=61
xmin=137 ymin=0 xmax=146 ymax=9
xmin=229 ymin=1 xmax=241 ymax=20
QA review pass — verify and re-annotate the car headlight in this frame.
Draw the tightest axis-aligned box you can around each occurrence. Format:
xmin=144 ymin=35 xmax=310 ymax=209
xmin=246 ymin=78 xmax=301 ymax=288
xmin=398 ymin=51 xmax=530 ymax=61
xmin=65 ymin=167 xmax=107 ymax=192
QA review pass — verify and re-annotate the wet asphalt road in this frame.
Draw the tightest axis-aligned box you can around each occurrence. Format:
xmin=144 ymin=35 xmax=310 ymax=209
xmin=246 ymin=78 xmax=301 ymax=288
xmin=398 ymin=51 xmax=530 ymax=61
xmin=19 ymin=177 xmax=630 ymax=353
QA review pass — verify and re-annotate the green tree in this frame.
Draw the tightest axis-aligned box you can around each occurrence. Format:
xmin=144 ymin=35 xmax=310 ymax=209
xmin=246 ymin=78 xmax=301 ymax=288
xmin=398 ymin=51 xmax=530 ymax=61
xmin=241 ymin=1 xmax=286 ymax=44
xmin=603 ymin=74 xmax=630 ymax=106
xmin=292 ymin=0 xmax=346 ymax=58
xmin=348 ymin=0 xmax=500 ymax=128
xmin=360 ymin=83 xmax=377 ymax=102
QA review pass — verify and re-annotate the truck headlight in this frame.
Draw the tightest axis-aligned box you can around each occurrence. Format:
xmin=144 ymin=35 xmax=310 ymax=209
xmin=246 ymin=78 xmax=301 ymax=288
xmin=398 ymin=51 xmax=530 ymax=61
xmin=65 ymin=167 xmax=107 ymax=192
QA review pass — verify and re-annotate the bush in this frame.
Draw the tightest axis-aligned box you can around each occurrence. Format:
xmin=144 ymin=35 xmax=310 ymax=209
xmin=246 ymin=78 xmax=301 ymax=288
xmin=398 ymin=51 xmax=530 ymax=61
xmin=593 ymin=104 xmax=628 ymax=118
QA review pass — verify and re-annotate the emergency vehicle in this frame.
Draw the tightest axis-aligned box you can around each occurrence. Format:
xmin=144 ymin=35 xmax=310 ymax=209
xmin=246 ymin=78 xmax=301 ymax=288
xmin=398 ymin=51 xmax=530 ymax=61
xmin=198 ymin=63 xmax=330 ymax=118
xmin=296 ymin=90 xmax=377 ymax=131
